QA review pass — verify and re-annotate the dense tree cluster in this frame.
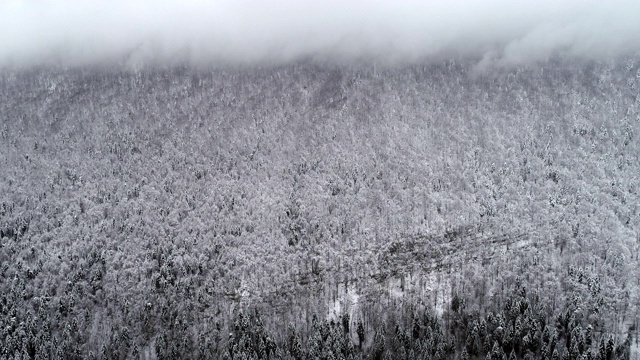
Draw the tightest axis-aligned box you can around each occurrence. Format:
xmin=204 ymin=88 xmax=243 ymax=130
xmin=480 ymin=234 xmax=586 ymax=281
xmin=1 ymin=56 xmax=639 ymax=358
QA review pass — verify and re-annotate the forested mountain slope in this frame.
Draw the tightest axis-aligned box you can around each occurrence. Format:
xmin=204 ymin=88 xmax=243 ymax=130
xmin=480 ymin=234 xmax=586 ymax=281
xmin=1 ymin=57 xmax=639 ymax=359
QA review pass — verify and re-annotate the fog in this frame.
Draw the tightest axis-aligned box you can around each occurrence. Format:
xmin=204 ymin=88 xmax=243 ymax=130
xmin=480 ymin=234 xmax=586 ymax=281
xmin=1 ymin=0 xmax=639 ymax=68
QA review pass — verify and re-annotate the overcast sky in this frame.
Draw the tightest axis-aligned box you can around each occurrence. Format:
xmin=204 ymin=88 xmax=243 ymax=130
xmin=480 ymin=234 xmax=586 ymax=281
xmin=1 ymin=0 xmax=639 ymax=68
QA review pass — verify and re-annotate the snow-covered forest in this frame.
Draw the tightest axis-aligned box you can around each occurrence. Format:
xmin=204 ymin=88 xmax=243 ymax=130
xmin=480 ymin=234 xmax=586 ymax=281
xmin=1 ymin=56 xmax=639 ymax=359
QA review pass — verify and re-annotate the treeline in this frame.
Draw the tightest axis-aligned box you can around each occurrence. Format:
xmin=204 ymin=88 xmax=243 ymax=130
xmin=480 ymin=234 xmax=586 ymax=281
xmin=1 ymin=274 xmax=634 ymax=359
xmin=219 ymin=287 xmax=633 ymax=360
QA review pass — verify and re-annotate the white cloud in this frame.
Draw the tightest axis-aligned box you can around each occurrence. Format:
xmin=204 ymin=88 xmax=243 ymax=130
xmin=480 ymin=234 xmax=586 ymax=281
xmin=0 ymin=0 xmax=639 ymax=68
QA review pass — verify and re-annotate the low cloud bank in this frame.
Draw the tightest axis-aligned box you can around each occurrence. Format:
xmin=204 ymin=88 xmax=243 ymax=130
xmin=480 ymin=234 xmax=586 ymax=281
xmin=1 ymin=0 xmax=639 ymax=68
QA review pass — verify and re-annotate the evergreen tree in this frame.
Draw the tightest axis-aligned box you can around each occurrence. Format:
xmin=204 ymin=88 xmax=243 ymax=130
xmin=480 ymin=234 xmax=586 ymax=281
xmin=357 ymin=320 xmax=365 ymax=350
